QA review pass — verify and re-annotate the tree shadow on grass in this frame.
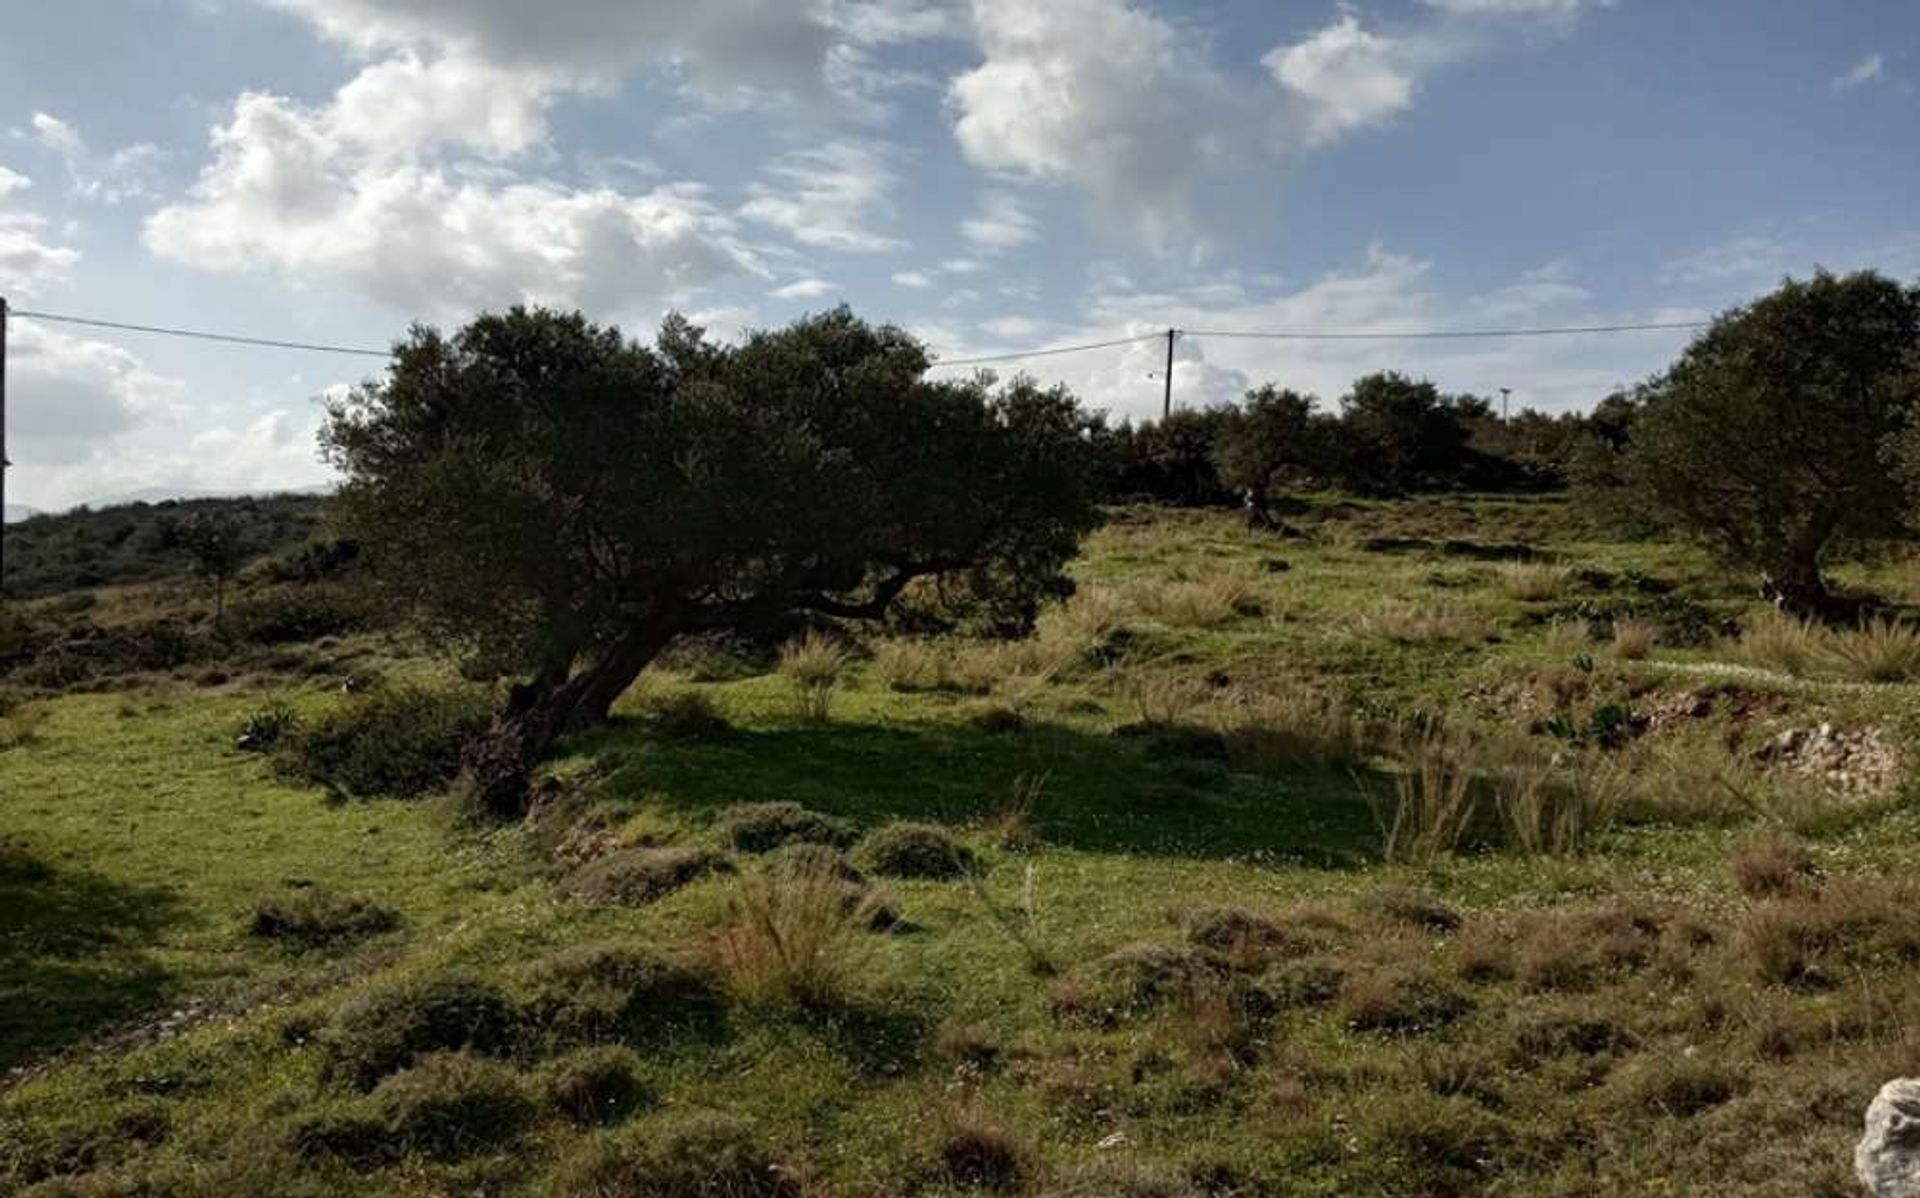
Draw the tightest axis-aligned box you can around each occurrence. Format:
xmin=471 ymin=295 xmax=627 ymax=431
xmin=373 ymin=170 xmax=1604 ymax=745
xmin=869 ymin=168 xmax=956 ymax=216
xmin=586 ymin=718 xmax=1381 ymax=867
xmin=0 ymin=848 xmax=185 ymax=1069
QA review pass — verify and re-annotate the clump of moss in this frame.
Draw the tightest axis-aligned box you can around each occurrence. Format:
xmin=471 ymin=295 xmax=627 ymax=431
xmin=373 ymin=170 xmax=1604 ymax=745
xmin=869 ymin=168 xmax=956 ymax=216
xmin=714 ymin=802 xmax=856 ymax=855
xmin=321 ymin=972 xmax=518 ymax=1089
xmin=560 ymin=847 xmax=731 ymax=907
xmin=858 ymin=822 xmax=978 ymax=880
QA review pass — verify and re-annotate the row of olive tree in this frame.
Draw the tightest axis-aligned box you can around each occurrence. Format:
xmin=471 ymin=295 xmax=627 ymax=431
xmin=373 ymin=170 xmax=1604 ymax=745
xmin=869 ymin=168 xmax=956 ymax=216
xmin=1577 ymin=270 xmax=1920 ymax=617
xmin=322 ymin=308 xmax=1104 ymax=816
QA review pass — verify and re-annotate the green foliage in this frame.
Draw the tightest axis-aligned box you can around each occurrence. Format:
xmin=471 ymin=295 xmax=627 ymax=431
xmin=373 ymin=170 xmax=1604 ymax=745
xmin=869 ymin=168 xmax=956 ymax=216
xmin=1338 ymin=372 xmax=1486 ymax=496
xmin=278 ymin=683 xmax=491 ymax=797
xmin=559 ymin=847 xmax=732 ymax=908
xmin=1211 ymin=385 xmax=1316 ymax=500
xmin=547 ymin=1111 xmax=799 ymax=1198
xmin=714 ymin=801 xmax=857 ymax=854
xmin=856 ymin=821 xmax=977 ymax=879
xmin=235 ymin=699 xmax=298 ymax=753
xmin=321 ymin=972 xmax=519 ymax=1089
xmin=542 ymin=1045 xmax=653 ymax=1126
xmin=1622 ymin=271 xmax=1920 ymax=611
xmin=246 ymin=885 xmax=397 ymax=950
xmin=224 ymin=583 xmax=373 ymax=645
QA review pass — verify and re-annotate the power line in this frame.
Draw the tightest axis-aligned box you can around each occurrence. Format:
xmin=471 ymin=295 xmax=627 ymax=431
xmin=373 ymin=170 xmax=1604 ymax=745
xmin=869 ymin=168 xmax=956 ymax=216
xmin=928 ymin=333 xmax=1165 ymax=368
xmin=1184 ymin=320 xmax=1709 ymax=341
xmin=11 ymin=308 xmax=395 ymax=359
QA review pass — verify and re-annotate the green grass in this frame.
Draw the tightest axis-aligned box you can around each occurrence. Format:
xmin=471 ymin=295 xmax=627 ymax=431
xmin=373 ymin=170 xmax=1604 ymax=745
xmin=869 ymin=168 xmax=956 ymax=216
xmin=6 ymin=496 xmax=1920 ymax=1196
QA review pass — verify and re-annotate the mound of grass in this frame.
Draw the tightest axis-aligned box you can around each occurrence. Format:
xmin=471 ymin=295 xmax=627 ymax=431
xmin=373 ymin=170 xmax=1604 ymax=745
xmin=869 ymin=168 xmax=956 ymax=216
xmin=714 ymin=801 xmax=856 ymax=854
xmin=1341 ymin=968 xmax=1474 ymax=1034
xmin=635 ymin=689 xmax=732 ymax=739
xmin=1183 ymin=906 xmax=1302 ymax=964
xmin=1368 ymin=886 xmax=1463 ymax=933
xmin=548 ymin=1111 xmax=799 ymax=1198
xmin=369 ymin=1052 xmax=536 ymax=1160
xmin=522 ymin=942 xmax=722 ymax=1047
xmin=322 ymin=972 xmax=519 ymax=1089
xmin=279 ymin=683 xmax=491 ymax=798
xmin=0 ymin=833 xmax=51 ymax=884
xmin=247 ymin=886 xmax=398 ymax=950
xmin=1741 ymin=880 xmax=1920 ymax=989
xmin=560 ymin=847 xmax=731 ymax=907
xmin=937 ymin=1120 xmax=1028 ymax=1193
xmin=1729 ymin=831 xmax=1817 ymax=898
xmin=1624 ymin=1058 xmax=1742 ymax=1117
xmin=858 ymin=822 xmax=978 ymax=880
xmin=1065 ymin=943 xmax=1231 ymax=1023
xmin=542 ymin=1045 xmax=653 ymax=1126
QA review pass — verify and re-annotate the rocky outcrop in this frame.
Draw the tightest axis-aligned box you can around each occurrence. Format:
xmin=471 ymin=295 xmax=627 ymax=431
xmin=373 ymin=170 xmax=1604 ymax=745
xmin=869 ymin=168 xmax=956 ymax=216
xmin=1858 ymin=1079 xmax=1920 ymax=1196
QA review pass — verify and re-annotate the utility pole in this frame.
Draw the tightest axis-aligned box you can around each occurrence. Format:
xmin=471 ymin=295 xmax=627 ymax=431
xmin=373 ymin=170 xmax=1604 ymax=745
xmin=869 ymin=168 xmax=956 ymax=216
xmin=1163 ymin=328 xmax=1177 ymax=421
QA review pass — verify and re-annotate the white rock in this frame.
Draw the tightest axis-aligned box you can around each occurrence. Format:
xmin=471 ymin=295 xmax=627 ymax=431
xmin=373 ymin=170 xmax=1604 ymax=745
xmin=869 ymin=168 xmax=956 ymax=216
xmin=1858 ymin=1079 xmax=1920 ymax=1197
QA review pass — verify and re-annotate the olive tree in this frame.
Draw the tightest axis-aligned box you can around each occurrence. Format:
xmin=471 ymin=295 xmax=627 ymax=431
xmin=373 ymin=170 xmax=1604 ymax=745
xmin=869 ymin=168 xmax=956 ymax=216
xmin=1621 ymin=271 xmax=1920 ymax=615
xmin=1213 ymin=385 xmax=1316 ymax=515
xmin=322 ymin=307 xmax=1103 ymax=814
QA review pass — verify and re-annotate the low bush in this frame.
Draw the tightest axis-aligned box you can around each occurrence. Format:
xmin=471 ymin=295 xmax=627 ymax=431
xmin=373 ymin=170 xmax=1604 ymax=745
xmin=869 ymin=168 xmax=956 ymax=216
xmin=714 ymin=802 xmax=856 ymax=854
xmin=777 ymin=631 xmax=850 ymax=722
xmin=560 ymin=847 xmax=731 ymax=908
xmin=937 ymin=1120 xmax=1028 ymax=1193
xmin=708 ymin=858 xmax=876 ymax=1007
xmin=1507 ymin=1006 xmax=1634 ymax=1063
xmin=548 ymin=1111 xmax=799 ymax=1198
xmin=858 ymin=822 xmax=978 ymax=880
xmin=1367 ymin=886 xmax=1462 ymax=933
xmin=247 ymin=886 xmax=398 ymax=950
xmin=1729 ymin=831 xmax=1817 ymax=898
xmin=369 ymin=1052 xmax=535 ymax=1160
xmin=322 ymin=972 xmax=518 ymax=1089
xmin=279 ymin=683 xmax=491 ymax=797
xmin=542 ymin=1045 xmax=652 ymax=1126
xmin=225 ymin=584 xmax=372 ymax=645
xmin=235 ymin=699 xmax=298 ymax=753
xmin=1251 ymin=960 xmax=1345 ymax=1011
xmin=522 ymin=942 xmax=723 ymax=1047
xmin=0 ymin=833 xmax=51 ymax=883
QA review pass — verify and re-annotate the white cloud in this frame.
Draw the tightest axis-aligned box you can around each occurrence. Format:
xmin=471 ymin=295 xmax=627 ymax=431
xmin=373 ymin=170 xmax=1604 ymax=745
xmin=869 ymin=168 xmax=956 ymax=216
xmin=949 ymin=0 xmax=1230 ymax=252
xmin=1265 ymin=14 xmax=1419 ymax=146
xmin=1834 ymin=53 xmax=1886 ymax=91
xmin=147 ymin=89 xmax=760 ymax=320
xmin=0 ymin=170 xmax=80 ymax=296
xmin=5 ymin=320 xmax=186 ymax=464
xmin=979 ymin=314 xmax=1044 ymax=339
xmin=30 ymin=112 xmax=165 ymax=203
xmin=769 ymin=276 xmax=838 ymax=300
xmin=961 ymin=190 xmax=1038 ymax=249
xmin=892 ymin=270 xmax=934 ymax=288
xmin=328 ymin=54 xmax=555 ymax=157
xmin=739 ymin=140 xmax=905 ymax=253
xmin=1419 ymin=0 xmax=1600 ymax=14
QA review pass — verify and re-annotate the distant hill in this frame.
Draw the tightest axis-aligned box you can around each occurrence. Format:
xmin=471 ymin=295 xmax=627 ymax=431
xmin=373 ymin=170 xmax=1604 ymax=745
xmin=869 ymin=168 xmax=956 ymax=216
xmin=3 ymin=504 xmax=36 ymax=524
xmin=0 ymin=493 xmax=329 ymax=599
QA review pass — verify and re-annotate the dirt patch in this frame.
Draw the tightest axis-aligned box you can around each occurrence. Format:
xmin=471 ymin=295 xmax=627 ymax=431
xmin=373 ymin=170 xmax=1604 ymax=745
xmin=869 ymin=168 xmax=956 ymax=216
xmin=1755 ymin=723 xmax=1904 ymax=798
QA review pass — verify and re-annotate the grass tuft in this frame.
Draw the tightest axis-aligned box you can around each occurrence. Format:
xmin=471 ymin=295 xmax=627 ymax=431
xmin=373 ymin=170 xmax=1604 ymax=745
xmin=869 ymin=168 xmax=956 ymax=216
xmin=560 ymin=847 xmax=731 ymax=908
xmin=858 ymin=822 xmax=978 ymax=880
xmin=777 ymin=631 xmax=851 ymax=722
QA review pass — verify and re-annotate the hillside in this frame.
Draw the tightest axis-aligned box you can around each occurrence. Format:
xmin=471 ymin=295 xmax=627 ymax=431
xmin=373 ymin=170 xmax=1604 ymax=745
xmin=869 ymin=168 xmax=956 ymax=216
xmin=4 ymin=497 xmax=1919 ymax=1196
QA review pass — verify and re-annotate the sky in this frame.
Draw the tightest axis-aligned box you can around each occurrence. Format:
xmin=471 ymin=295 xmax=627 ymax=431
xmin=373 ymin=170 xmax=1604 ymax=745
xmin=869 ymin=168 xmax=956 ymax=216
xmin=0 ymin=0 xmax=1915 ymax=511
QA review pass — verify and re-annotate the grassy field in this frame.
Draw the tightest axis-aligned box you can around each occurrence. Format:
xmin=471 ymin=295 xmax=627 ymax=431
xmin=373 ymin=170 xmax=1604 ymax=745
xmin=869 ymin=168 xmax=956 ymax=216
xmin=6 ymin=496 xmax=1920 ymax=1196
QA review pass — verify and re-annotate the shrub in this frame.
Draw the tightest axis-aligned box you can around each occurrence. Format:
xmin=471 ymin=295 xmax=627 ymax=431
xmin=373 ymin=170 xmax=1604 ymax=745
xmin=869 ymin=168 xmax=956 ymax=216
xmin=1497 ymin=562 xmax=1571 ymax=602
xmin=636 ymin=689 xmax=731 ymax=739
xmin=225 ymin=584 xmax=372 ymax=645
xmin=938 ymin=1121 xmax=1028 ymax=1193
xmin=707 ymin=858 xmax=876 ymax=1007
xmin=760 ymin=841 xmax=866 ymax=886
xmin=560 ymin=847 xmax=731 ymax=908
xmin=714 ymin=802 xmax=856 ymax=854
xmin=1826 ymin=616 xmax=1920 ymax=682
xmin=322 ymin=972 xmax=518 ymax=1089
xmin=1073 ymin=943 xmax=1231 ymax=1022
xmin=522 ymin=942 xmax=722 ymax=1047
xmin=235 ymin=700 xmax=298 ymax=753
xmin=1612 ymin=619 xmax=1659 ymax=660
xmin=280 ymin=683 xmax=491 ymax=797
xmin=1341 ymin=968 xmax=1473 ymax=1034
xmin=858 ymin=822 xmax=978 ymax=880
xmin=547 ymin=1111 xmax=798 ymax=1198
xmin=777 ymin=631 xmax=850 ymax=722
xmin=1729 ymin=831 xmax=1817 ymax=898
xmin=1511 ymin=906 xmax=1667 ymax=993
xmin=370 ymin=1052 xmax=535 ymax=1160
xmin=1737 ymin=610 xmax=1827 ymax=676
xmin=542 ymin=1045 xmax=652 ymax=1126
xmin=247 ymin=886 xmax=398 ymax=950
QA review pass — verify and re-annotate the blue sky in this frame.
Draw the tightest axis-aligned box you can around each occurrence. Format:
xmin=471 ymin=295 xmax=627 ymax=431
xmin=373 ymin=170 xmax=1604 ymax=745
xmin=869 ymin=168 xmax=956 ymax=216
xmin=0 ymin=0 xmax=1914 ymax=509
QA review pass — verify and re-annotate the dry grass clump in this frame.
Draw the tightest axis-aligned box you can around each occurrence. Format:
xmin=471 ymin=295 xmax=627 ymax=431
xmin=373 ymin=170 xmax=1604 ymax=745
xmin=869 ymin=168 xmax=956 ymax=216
xmin=1611 ymin=619 xmax=1659 ymax=661
xmin=1508 ymin=906 xmax=1681 ymax=994
xmin=1826 ymin=615 xmax=1920 ymax=682
xmin=1620 ymin=1057 xmax=1743 ymax=1118
xmin=1209 ymin=682 xmax=1374 ymax=774
xmin=633 ymin=688 xmax=731 ymax=739
xmin=1736 ymin=610 xmax=1828 ymax=676
xmin=1183 ymin=906 xmax=1299 ymax=965
xmin=1356 ymin=600 xmax=1488 ymax=643
xmin=1498 ymin=562 xmax=1572 ymax=602
xmin=1128 ymin=574 xmax=1261 ymax=628
xmin=707 ymin=859 xmax=876 ymax=1008
xmin=559 ymin=846 xmax=731 ymax=908
xmin=1341 ymin=967 xmax=1474 ymax=1034
xmin=548 ymin=1111 xmax=799 ymax=1198
xmin=1375 ymin=731 xmax=1623 ymax=863
xmin=1728 ymin=831 xmax=1817 ymax=898
xmin=777 ymin=630 xmax=851 ymax=722
xmin=1741 ymin=879 xmax=1920 ymax=989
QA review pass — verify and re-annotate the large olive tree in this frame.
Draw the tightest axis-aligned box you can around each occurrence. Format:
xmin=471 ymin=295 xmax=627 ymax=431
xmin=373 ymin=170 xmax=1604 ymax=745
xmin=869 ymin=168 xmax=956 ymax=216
xmin=1621 ymin=271 xmax=1920 ymax=615
xmin=322 ymin=307 xmax=1103 ymax=814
